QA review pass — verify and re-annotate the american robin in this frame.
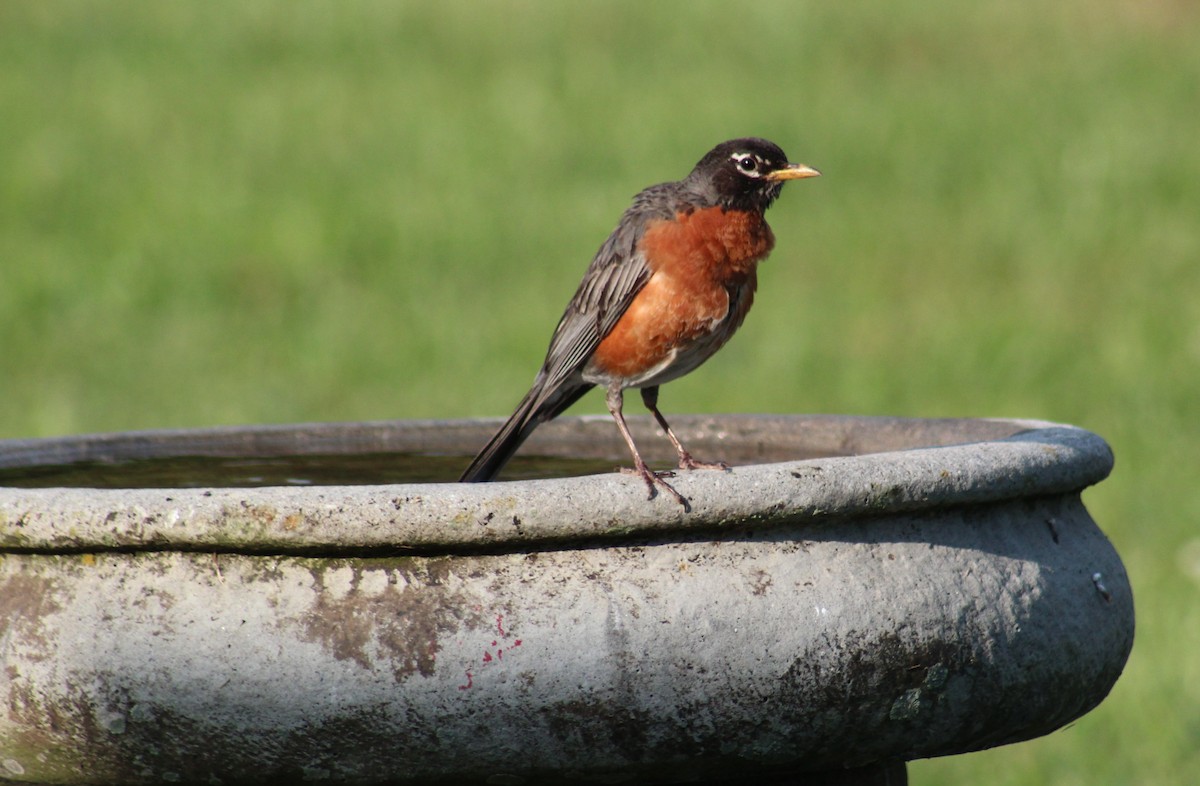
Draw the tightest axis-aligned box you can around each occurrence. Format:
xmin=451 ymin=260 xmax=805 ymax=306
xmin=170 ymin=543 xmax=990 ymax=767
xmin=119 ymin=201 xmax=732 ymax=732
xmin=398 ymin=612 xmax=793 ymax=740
xmin=461 ymin=137 xmax=820 ymax=504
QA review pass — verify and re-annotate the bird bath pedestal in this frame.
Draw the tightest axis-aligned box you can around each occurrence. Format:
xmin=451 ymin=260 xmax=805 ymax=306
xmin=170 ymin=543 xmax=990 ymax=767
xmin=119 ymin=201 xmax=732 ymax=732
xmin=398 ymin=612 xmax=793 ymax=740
xmin=0 ymin=415 xmax=1133 ymax=785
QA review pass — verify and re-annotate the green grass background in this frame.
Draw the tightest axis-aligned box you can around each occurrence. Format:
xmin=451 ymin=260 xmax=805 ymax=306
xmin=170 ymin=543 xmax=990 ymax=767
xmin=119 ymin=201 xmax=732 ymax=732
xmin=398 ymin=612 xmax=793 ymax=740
xmin=2 ymin=1 xmax=1197 ymax=782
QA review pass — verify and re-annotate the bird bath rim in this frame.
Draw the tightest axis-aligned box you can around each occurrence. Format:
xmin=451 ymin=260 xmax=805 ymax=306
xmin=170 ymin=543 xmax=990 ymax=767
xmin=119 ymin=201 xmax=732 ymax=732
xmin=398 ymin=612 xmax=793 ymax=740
xmin=0 ymin=414 xmax=1114 ymax=555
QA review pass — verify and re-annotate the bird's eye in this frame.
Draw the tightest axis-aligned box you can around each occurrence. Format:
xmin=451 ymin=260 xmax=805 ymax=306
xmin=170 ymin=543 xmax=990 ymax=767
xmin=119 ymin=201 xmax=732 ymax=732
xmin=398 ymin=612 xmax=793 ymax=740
xmin=736 ymin=155 xmax=758 ymax=173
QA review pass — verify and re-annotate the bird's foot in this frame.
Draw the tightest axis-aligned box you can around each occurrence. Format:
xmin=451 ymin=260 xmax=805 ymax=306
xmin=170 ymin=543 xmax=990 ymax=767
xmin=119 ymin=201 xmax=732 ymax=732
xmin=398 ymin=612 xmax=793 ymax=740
xmin=619 ymin=464 xmax=689 ymax=509
xmin=676 ymin=450 xmax=729 ymax=472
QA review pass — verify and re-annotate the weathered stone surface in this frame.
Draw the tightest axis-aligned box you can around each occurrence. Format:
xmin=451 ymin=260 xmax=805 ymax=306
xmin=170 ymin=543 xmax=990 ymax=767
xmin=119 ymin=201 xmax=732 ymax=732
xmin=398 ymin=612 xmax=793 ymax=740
xmin=0 ymin=416 xmax=1132 ymax=785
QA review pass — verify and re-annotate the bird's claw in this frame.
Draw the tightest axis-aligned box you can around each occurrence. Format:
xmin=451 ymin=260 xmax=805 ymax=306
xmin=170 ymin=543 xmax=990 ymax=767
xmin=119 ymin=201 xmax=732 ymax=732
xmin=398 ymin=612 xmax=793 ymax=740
xmin=619 ymin=465 xmax=689 ymax=508
xmin=678 ymin=456 xmax=729 ymax=472
xmin=673 ymin=447 xmax=729 ymax=473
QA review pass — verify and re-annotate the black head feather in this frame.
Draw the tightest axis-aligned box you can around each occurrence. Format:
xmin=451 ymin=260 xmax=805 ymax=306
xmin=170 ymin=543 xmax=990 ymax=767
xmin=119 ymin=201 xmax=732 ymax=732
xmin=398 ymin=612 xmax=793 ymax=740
xmin=684 ymin=137 xmax=805 ymax=212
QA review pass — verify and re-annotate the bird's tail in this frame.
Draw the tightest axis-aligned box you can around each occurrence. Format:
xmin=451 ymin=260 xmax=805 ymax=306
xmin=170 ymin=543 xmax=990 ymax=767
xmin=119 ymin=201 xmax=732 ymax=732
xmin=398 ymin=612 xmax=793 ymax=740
xmin=459 ymin=379 xmax=592 ymax=482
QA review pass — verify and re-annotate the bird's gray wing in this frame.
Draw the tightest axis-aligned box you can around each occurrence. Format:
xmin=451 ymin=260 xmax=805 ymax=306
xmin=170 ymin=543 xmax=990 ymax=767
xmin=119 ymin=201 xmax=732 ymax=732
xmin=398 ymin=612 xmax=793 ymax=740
xmin=534 ymin=185 xmax=677 ymax=396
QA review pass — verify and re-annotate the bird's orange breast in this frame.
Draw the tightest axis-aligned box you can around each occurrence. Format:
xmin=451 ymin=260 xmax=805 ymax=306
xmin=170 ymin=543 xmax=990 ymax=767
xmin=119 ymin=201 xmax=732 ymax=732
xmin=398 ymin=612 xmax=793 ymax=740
xmin=586 ymin=207 xmax=774 ymax=382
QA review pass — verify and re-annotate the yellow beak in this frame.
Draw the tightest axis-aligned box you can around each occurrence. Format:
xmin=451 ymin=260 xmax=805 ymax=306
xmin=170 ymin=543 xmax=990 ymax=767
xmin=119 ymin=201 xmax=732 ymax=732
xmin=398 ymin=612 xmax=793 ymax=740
xmin=765 ymin=163 xmax=822 ymax=181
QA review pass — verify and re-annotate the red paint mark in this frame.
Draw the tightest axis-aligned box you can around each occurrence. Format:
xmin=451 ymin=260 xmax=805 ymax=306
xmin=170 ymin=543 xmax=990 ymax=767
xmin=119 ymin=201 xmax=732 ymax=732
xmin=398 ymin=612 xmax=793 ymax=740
xmin=458 ymin=671 xmax=473 ymax=690
xmin=473 ymin=616 xmax=526 ymax=671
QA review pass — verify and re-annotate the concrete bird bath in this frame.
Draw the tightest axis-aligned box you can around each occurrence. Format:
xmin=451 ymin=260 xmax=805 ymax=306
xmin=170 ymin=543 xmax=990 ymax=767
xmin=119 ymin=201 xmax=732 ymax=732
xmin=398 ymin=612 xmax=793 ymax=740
xmin=0 ymin=415 xmax=1132 ymax=785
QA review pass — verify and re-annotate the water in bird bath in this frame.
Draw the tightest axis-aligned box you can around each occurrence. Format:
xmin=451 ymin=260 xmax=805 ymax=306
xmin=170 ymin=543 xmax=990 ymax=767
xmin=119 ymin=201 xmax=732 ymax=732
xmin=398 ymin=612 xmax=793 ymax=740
xmin=0 ymin=452 xmax=619 ymax=489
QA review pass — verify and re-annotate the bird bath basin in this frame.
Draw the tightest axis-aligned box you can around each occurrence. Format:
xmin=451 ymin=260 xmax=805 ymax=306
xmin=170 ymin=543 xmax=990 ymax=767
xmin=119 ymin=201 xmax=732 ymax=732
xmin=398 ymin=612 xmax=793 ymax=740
xmin=0 ymin=415 xmax=1132 ymax=785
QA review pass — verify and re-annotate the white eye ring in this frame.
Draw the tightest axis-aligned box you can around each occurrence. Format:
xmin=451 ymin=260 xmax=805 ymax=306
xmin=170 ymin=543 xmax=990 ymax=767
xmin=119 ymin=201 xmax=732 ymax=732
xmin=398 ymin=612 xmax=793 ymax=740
xmin=733 ymin=153 xmax=762 ymax=176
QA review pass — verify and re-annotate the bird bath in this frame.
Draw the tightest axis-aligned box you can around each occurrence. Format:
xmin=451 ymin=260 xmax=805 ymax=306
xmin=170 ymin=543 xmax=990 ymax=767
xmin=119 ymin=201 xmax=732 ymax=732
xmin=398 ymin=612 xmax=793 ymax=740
xmin=0 ymin=415 xmax=1132 ymax=785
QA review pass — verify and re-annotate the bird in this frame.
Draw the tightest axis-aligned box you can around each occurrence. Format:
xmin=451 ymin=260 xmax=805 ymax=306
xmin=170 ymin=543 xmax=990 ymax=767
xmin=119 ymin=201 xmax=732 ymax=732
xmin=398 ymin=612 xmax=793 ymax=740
xmin=460 ymin=137 xmax=820 ymax=504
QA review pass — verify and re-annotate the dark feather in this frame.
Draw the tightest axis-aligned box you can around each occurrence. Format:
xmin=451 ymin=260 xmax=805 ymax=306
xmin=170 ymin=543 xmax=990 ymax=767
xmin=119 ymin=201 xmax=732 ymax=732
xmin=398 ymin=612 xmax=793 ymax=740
xmin=459 ymin=187 xmax=674 ymax=482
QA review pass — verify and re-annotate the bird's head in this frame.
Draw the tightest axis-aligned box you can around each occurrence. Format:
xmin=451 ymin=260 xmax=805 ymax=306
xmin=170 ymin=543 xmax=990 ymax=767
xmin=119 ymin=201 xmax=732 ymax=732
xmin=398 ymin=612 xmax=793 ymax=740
xmin=687 ymin=137 xmax=820 ymax=212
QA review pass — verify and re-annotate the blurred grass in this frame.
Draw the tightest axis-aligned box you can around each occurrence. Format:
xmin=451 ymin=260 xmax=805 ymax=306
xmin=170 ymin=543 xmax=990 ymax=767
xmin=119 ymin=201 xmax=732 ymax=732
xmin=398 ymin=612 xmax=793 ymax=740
xmin=2 ymin=1 xmax=1198 ymax=783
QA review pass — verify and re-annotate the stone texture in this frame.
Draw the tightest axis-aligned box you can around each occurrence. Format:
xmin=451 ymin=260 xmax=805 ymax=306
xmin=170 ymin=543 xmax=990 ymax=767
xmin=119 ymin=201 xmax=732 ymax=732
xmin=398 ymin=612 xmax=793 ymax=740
xmin=0 ymin=416 xmax=1132 ymax=785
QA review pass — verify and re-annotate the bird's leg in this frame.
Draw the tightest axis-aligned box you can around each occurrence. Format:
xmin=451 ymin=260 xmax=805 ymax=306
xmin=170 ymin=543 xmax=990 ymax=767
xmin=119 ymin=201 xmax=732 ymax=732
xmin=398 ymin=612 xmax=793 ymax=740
xmin=606 ymin=386 xmax=687 ymax=507
xmin=640 ymin=387 xmax=729 ymax=472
